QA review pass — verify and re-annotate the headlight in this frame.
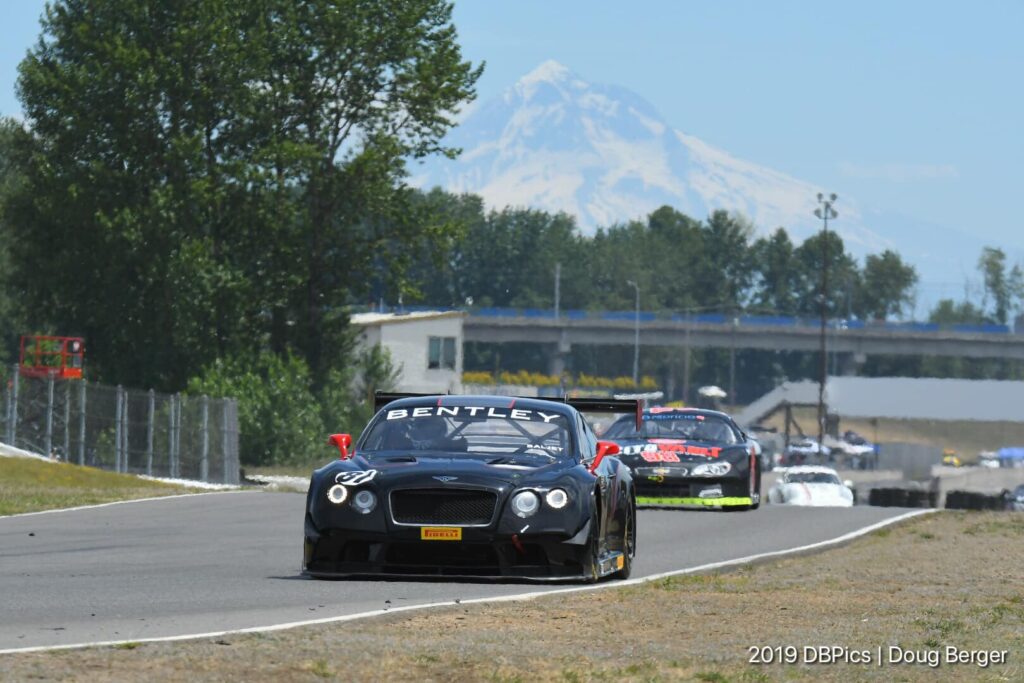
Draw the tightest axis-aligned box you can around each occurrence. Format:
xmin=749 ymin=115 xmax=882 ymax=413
xmin=691 ymin=462 xmax=731 ymax=477
xmin=545 ymin=488 xmax=569 ymax=509
xmin=511 ymin=491 xmax=540 ymax=518
xmin=351 ymin=489 xmax=377 ymax=514
xmin=327 ymin=484 xmax=348 ymax=505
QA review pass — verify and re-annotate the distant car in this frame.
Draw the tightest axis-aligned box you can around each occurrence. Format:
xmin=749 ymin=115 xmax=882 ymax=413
xmin=941 ymin=449 xmax=962 ymax=467
xmin=784 ymin=438 xmax=831 ymax=465
xmin=825 ymin=431 xmax=876 ymax=457
xmin=767 ymin=466 xmax=854 ymax=507
xmin=602 ymin=406 xmax=761 ymax=510
xmin=1009 ymin=485 xmax=1024 ymax=512
xmin=303 ymin=393 xmax=639 ymax=582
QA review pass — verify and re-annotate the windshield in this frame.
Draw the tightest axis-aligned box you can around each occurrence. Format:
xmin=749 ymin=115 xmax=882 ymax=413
xmin=787 ymin=472 xmax=842 ymax=485
xmin=359 ymin=405 xmax=573 ymax=458
xmin=602 ymin=411 xmax=738 ymax=444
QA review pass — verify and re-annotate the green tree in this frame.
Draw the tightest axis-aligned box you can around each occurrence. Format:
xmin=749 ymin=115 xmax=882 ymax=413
xmin=0 ymin=118 xmax=28 ymax=363
xmin=928 ymin=299 xmax=987 ymax=325
xmin=976 ymin=246 xmax=1023 ymax=325
xmin=188 ymin=351 xmax=324 ymax=466
xmin=858 ymin=250 xmax=918 ymax=320
xmin=750 ymin=228 xmax=799 ymax=315
xmin=793 ymin=230 xmax=860 ymax=318
xmin=9 ymin=0 xmax=481 ymax=390
xmin=693 ymin=210 xmax=754 ymax=311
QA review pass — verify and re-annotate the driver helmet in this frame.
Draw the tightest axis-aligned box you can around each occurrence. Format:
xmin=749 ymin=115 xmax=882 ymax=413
xmin=406 ymin=418 xmax=447 ymax=450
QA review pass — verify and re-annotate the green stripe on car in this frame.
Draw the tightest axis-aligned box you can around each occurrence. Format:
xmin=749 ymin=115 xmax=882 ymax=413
xmin=637 ymin=496 xmax=753 ymax=507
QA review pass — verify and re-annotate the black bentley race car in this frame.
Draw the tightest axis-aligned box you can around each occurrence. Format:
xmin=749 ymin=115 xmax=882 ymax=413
xmin=602 ymin=406 xmax=761 ymax=511
xmin=303 ymin=393 xmax=639 ymax=581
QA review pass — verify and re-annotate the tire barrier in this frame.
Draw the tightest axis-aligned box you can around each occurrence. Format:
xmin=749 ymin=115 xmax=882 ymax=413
xmin=867 ymin=487 xmax=937 ymax=508
xmin=944 ymin=489 xmax=1012 ymax=511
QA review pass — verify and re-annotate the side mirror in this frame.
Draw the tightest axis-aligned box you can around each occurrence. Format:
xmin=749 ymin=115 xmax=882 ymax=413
xmin=328 ymin=433 xmax=353 ymax=460
xmin=843 ymin=479 xmax=854 ymax=490
xmin=589 ymin=440 xmax=621 ymax=474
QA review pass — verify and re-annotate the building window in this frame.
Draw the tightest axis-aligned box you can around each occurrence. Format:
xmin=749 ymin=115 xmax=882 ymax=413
xmin=428 ymin=336 xmax=457 ymax=370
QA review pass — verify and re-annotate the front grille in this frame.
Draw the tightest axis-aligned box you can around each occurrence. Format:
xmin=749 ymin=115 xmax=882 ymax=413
xmin=390 ymin=488 xmax=496 ymax=526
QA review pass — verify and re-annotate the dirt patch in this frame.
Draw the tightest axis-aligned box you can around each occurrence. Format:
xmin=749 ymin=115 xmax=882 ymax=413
xmin=4 ymin=512 xmax=1022 ymax=682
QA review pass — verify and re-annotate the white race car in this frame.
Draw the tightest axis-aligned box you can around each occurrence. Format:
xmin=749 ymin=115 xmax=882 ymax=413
xmin=767 ymin=466 xmax=854 ymax=507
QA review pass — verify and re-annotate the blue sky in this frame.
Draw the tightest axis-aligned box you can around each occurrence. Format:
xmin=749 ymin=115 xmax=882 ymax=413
xmin=3 ymin=1 xmax=1022 ymax=265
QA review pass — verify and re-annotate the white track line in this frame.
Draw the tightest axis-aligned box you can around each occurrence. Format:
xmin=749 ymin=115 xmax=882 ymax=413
xmin=0 ymin=508 xmax=936 ymax=655
xmin=0 ymin=490 xmax=249 ymax=520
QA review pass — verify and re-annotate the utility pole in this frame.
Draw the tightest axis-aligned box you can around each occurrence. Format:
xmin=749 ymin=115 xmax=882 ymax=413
xmin=626 ymin=280 xmax=640 ymax=385
xmin=814 ymin=193 xmax=838 ymax=447
xmin=554 ymin=262 xmax=561 ymax=319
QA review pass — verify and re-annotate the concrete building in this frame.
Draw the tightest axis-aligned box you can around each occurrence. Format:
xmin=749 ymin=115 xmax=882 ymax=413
xmin=350 ymin=311 xmax=466 ymax=394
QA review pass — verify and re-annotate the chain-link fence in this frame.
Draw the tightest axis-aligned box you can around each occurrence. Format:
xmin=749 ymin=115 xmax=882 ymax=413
xmin=2 ymin=367 xmax=240 ymax=484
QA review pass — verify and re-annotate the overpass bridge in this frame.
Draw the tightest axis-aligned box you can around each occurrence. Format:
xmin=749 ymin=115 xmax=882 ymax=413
xmin=461 ymin=308 xmax=1024 ymax=374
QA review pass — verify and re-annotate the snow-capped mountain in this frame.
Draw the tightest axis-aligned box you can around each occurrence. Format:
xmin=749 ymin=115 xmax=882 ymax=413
xmin=410 ymin=60 xmax=892 ymax=253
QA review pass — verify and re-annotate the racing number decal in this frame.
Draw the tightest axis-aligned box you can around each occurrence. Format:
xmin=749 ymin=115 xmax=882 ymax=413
xmin=335 ymin=470 xmax=378 ymax=486
xmin=638 ymin=442 xmax=723 ymax=461
xmin=641 ymin=451 xmax=680 ymax=463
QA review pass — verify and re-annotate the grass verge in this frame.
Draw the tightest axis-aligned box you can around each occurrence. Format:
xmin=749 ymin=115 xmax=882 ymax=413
xmin=3 ymin=511 xmax=1022 ymax=681
xmin=0 ymin=456 xmax=203 ymax=516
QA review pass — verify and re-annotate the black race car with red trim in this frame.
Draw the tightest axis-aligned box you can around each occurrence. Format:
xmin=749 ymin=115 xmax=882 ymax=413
xmin=303 ymin=393 xmax=639 ymax=581
xmin=601 ymin=407 xmax=761 ymax=510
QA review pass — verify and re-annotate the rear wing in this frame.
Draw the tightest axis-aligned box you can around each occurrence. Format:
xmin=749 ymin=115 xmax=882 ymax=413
xmin=374 ymin=392 xmax=438 ymax=412
xmin=553 ymin=397 xmax=643 ymax=430
xmin=373 ymin=392 xmax=643 ymax=429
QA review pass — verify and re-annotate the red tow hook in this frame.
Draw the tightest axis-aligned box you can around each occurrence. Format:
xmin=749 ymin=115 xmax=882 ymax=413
xmin=511 ymin=534 xmax=526 ymax=555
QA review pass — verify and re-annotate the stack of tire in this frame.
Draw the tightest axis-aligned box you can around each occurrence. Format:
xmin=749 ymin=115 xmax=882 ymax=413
xmin=944 ymin=489 xmax=1011 ymax=511
xmin=867 ymin=487 xmax=937 ymax=508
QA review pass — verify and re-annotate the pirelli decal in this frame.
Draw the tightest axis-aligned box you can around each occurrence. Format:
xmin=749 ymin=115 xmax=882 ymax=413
xmin=420 ymin=526 xmax=463 ymax=541
xmin=637 ymin=496 xmax=753 ymax=507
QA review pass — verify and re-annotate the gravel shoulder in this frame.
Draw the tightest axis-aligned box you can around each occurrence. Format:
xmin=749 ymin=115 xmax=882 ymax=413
xmin=3 ymin=510 xmax=1021 ymax=682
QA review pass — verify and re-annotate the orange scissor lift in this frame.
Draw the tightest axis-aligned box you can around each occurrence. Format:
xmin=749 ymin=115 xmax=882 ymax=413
xmin=18 ymin=335 xmax=85 ymax=380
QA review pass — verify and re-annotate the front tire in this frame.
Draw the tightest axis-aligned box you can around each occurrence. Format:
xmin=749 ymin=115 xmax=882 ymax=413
xmin=750 ymin=460 xmax=762 ymax=510
xmin=614 ymin=498 xmax=636 ymax=580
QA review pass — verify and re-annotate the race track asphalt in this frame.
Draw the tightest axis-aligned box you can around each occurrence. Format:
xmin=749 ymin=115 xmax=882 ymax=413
xmin=0 ymin=491 xmax=920 ymax=651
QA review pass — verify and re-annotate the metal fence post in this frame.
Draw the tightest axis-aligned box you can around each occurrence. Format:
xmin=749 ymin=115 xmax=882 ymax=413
xmin=227 ymin=399 xmax=240 ymax=485
xmin=167 ymin=394 xmax=175 ymax=478
xmin=78 ymin=381 xmax=86 ymax=465
xmin=63 ymin=381 xmax=71 ymax=459
xmin=114 ymin=386 xmax=123 ymax=472
xmin=221 ymin=399 xmax=230 ymax=484
xmin=172 ymin=393 xmax=181 ymax=479
xmin=200 ymin=395 xmax=209 ymax=482
xmin=4 ymin=371 xmax=11 ymax=444
xmin=146 ymin=389 xmax=155 ymax=476
xmin=10 ymin=365 xmax=18 ymax=446
xmin=121 ymin=389 xmax=130 ymax=473
xmin=44 ymin=374 xmax=55 ymax=458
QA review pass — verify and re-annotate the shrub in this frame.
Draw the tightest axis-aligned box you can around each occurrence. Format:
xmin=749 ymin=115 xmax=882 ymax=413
xmin=187 ymin=351 xmax=324 ymax=466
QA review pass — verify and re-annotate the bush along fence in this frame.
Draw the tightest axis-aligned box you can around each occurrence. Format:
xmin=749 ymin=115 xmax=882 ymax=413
xmin=463 ymin=370 xmax=659 ymax=391
xmin=2 ymin=367 xmax=240 ymax=484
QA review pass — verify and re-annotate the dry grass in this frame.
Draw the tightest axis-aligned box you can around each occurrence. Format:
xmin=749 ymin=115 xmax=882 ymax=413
xmin=4 ymin=511 xmax=1022 ymax=682
xmin=0 ymin=456 xmax=201 ymax=516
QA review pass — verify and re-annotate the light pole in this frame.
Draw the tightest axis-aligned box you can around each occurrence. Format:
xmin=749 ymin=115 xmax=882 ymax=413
xmin=814 ymin=192 xmax=838 ymax=449
xmin=626 ymin=280 xmax=640 ymax=386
